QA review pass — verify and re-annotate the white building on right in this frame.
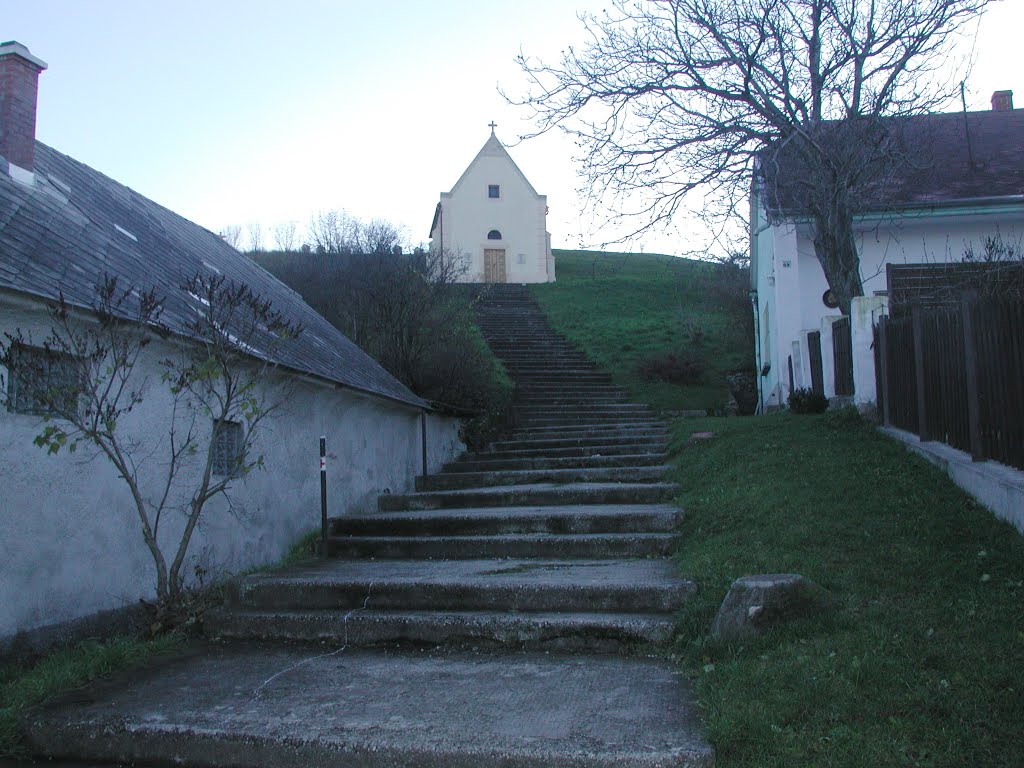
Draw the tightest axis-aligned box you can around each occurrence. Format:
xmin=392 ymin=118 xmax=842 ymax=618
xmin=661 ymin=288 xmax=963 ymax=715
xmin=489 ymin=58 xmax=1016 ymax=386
xmin=751 ymin=92 xmax=1024 ymax=412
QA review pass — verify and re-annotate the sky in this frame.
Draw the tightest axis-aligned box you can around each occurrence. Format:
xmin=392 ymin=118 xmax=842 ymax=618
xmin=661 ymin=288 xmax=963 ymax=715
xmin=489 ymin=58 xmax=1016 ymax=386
xmin=6 ymin=1 xmax=1023 ymax=256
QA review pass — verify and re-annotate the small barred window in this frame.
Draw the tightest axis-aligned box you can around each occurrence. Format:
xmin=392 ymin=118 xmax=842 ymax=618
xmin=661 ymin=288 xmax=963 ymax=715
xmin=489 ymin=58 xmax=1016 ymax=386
xmin=6 ymin=344 xmax=80 ymax=417
xmin=213 ymin=420 xmax=244 ymax=477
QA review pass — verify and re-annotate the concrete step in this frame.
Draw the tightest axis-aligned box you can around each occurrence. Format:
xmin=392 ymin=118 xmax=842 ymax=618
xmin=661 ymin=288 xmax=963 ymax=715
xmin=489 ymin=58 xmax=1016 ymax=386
xmin=507 ymin=423 xmax=667 ymax=437
xmin=378 ymin=482 xmax=679 ymax=511
xmin=473 ymin=443 xmax=672 ymax=460
xmin=490 ymin=435 xmax=669 ymax=452
xmin=24 ymin=646 xmax=715 ymax=767
xmin=330 ymin=504 xmax=683 ymax=536
xmin=514 ymin=396 xmax=633 ymax=406
xmin=416 ymin=465 xmax=669 ymax=491
xmin=506 ymin=424 xmax=667 ymax=438
xmin=516 ymin=417 xmax=660 ymax=429
xmin=325 ymin=532 xmax=676 ymax=560
xmin=206 ymin=609 xmax=680 ymax=652
xmin=445 ymin=453 xmax=667 ymax=472
xmin=516 ymin=406 xmax=654 ymax=418
xmin=225 ymin=559 xmax=694 ymax=615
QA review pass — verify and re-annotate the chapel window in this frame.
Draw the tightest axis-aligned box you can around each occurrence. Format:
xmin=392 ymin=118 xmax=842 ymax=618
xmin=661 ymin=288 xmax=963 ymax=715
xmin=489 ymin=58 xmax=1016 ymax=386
xmin=488 ymin=185 xmax=500 ymax=199
xmin=487 ymin=230 xmax=502 ymax=240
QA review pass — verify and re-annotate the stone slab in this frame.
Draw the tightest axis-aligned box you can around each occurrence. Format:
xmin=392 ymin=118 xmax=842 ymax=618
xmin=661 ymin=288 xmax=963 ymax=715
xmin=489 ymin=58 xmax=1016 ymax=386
xmin=25 ymin=645 xmax=714 ymax=768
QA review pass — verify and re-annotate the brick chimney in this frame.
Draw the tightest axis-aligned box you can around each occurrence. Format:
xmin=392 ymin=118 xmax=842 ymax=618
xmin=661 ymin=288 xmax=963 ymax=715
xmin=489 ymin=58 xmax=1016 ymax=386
xmin=0 ymin=41 xmax=47 ymax=174
xmin=991 ymin=90 xmax=1014 ymax=112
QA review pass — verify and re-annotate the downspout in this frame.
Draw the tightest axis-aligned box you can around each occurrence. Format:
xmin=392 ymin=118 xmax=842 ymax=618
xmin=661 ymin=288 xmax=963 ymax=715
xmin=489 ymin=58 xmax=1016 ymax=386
xmin=751 ymin=290 xmax=763 ymax=414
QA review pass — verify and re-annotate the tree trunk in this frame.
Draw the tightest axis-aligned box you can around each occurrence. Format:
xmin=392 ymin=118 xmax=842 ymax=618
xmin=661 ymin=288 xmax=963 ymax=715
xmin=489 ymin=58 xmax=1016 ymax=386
xmin=811 ymin=203 xmax=864 ymax=316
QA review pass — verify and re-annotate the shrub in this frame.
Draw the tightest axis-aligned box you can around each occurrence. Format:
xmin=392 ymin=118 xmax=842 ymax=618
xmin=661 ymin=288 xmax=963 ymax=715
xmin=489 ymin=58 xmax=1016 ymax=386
xmin=788 ymin=387 xmax=828 ymax=414
xmin=254 ymin=249 xmax=510 ymax=418
xmin=637 ymin=352 xmax=706 ymax=385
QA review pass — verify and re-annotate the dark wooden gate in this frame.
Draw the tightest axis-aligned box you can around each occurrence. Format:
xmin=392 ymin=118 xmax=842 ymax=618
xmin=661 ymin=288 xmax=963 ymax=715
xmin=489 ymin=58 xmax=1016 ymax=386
xmin=807 ymin=331 xmax=824 ymax=395
xmin=832 ymin=317 xmax=854 ymax=396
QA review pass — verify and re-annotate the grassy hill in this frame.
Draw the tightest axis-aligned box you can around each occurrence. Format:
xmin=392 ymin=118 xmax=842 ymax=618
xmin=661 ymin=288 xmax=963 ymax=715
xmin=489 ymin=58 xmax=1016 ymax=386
xmin=531 ymin=249 xmax=753 ymax=412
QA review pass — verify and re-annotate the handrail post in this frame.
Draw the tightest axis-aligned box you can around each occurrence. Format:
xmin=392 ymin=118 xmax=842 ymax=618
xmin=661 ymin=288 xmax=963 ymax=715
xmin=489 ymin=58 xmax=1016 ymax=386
xmin=421 ymin=411 xmax=428 ymax=477
xmin=319 ymin=435 xmax=328 ymax=557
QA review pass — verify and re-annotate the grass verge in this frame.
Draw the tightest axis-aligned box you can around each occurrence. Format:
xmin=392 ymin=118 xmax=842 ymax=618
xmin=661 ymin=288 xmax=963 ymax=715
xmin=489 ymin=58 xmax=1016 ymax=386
xmin=670 ymin=411 xmax=1024 ymax=767
xmin=0 ymin=633 xmax=184 ymax=758
xmin=532 ymin=249 xmax=751 ymax=411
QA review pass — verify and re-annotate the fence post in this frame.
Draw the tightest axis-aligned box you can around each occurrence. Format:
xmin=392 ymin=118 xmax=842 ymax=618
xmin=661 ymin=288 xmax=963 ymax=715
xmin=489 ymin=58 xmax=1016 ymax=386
xmin=878 ymin=318 xmax=891 ymax=427
xmin=912 ymin=305 xmax=930 ymax=441
xmin=961 ymin=295 xmax=985 ymax=462
xmin=319 ymin=435 xmax=328 ymax=558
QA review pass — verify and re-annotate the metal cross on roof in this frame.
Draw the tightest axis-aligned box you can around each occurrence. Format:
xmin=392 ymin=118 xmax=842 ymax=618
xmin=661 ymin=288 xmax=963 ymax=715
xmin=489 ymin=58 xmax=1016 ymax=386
xmin=489 ymin=121 xmax=497 ymax=134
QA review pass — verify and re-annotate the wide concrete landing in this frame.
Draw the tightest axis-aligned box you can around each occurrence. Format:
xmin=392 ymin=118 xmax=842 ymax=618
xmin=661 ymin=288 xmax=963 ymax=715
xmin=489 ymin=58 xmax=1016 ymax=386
xmin=26 ymin=644 xmax=714 ymax=768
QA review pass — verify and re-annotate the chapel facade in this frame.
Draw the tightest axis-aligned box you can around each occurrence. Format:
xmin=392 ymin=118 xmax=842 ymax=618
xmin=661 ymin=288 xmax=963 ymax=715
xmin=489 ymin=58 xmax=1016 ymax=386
xmin=429 ymin=126 xmax=555 ymax=283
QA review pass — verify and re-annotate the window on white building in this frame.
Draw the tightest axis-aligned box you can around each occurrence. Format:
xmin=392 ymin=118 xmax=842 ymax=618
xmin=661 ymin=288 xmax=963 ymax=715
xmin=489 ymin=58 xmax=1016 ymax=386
xmin=5 ymin=343 xmax=81 ymax=417
xmin=212 ymin=420 xmax=244 ymax=477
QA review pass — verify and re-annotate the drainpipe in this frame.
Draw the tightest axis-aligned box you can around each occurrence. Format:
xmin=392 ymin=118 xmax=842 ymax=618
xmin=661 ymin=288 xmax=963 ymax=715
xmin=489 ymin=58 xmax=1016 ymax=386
xmin=750 ymin=290 xmax=763 ymax=414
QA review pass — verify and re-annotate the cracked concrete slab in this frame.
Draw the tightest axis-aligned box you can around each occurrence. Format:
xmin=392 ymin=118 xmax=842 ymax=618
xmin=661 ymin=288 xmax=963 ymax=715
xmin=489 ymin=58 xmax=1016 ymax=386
xmin=26 ymin=644 xmax=714 ymax=768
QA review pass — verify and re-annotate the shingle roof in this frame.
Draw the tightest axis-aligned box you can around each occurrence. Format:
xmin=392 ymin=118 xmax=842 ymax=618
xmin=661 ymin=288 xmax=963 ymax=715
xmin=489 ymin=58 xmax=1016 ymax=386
xmin=760 ymin=108 xmax=1024 ymax=215
xmin=0 ymin=142 xmax=427 ymax=409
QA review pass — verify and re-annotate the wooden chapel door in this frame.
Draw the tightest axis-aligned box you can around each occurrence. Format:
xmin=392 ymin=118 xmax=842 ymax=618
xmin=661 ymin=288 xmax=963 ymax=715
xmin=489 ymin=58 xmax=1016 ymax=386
xmin=484 ymin=249 xmax=506 ymax=283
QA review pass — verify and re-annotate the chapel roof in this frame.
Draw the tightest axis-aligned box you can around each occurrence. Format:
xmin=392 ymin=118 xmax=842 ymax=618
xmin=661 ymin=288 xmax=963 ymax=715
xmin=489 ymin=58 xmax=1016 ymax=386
xmin=447 ymin=132 xmax=541 ymax=199
xmin=759 ymin=107 xmax=1024 ymax=216
xmin=0 ymin=142 xmax=427 ymax=409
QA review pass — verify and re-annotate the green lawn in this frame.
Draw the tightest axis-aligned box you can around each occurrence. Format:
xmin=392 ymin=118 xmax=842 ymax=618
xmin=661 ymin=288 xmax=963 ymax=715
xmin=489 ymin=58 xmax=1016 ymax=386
xmin=532 ymin=254 xmax=1022 ymax=765
xmin=532 ymin=249 xmax=752 ymax=412
xmin=670 ymin=412 xmax=1024 ymax=767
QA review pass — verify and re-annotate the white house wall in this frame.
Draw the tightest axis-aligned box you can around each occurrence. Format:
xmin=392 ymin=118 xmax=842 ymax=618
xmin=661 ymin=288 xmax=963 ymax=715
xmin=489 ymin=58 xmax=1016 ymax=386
xmin=0 ymin=299 xmax=463 ymax=642
xmin=755 ymin=203 xmax=1022 ymax=409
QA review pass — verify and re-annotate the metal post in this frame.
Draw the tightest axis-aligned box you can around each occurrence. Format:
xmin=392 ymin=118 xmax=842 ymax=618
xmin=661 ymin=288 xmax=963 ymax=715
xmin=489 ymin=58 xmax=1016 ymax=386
xmin=420 ymin=411 xmax=428 ymax=477
xmin=319 ymin=435 xmax=328 ymax=557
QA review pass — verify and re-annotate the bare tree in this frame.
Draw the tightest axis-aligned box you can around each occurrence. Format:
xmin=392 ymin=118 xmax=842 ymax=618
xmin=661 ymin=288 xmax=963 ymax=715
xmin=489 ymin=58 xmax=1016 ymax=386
xmin=271 ymin=221 xmax=298 ymax=252
xmin=220 ymin=225 xmax=243 ymax=250
xmin=308 ymin=209 xmax=362 ymax=254
xmin=246 ymin=222 xmax=264 ymax=253
xmin=360 ymin=218 xmax=405 ymax=255
xmin=511 ymin=0 xmax=991 ymax=313
xmin=0 ymin=275 xmax=302 ymax=607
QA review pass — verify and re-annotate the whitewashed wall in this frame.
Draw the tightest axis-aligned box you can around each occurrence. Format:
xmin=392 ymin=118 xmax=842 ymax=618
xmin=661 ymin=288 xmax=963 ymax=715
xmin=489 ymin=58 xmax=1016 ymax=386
xmin=754 ymin=206 xmax=1023 ymax=409
xmin=0 ymin=298 xmax=463 ymax=641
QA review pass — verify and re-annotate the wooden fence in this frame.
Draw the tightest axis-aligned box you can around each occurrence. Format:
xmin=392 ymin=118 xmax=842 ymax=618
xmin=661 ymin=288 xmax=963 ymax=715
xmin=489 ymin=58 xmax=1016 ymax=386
xmin=875 ymin=296 xmax=1024 ymax=471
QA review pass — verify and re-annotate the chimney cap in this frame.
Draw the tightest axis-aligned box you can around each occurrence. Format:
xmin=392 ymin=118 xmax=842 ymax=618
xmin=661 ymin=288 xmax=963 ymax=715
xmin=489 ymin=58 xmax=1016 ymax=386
xmin=0 ymin=41 xmax=48 ymax=71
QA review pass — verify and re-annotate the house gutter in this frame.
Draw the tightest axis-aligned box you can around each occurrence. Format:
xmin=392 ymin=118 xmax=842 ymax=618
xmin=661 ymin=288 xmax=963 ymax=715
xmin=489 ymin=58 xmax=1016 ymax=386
xmin=769 ymin=195 xmax=1024 ymax=225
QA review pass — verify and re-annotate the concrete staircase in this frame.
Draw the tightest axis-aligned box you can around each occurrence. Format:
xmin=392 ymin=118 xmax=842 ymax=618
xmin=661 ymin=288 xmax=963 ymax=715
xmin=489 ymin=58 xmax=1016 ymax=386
xmin=26 ymin=284 xmax=713 ymax=768
xmin=208 ymin=283 xmax=694 ymax=652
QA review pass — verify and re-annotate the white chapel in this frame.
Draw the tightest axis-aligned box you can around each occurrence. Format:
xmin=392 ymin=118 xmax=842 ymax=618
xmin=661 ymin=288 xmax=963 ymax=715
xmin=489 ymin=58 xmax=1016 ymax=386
xmin=430 ymin=125 xmax=555 ymax=283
